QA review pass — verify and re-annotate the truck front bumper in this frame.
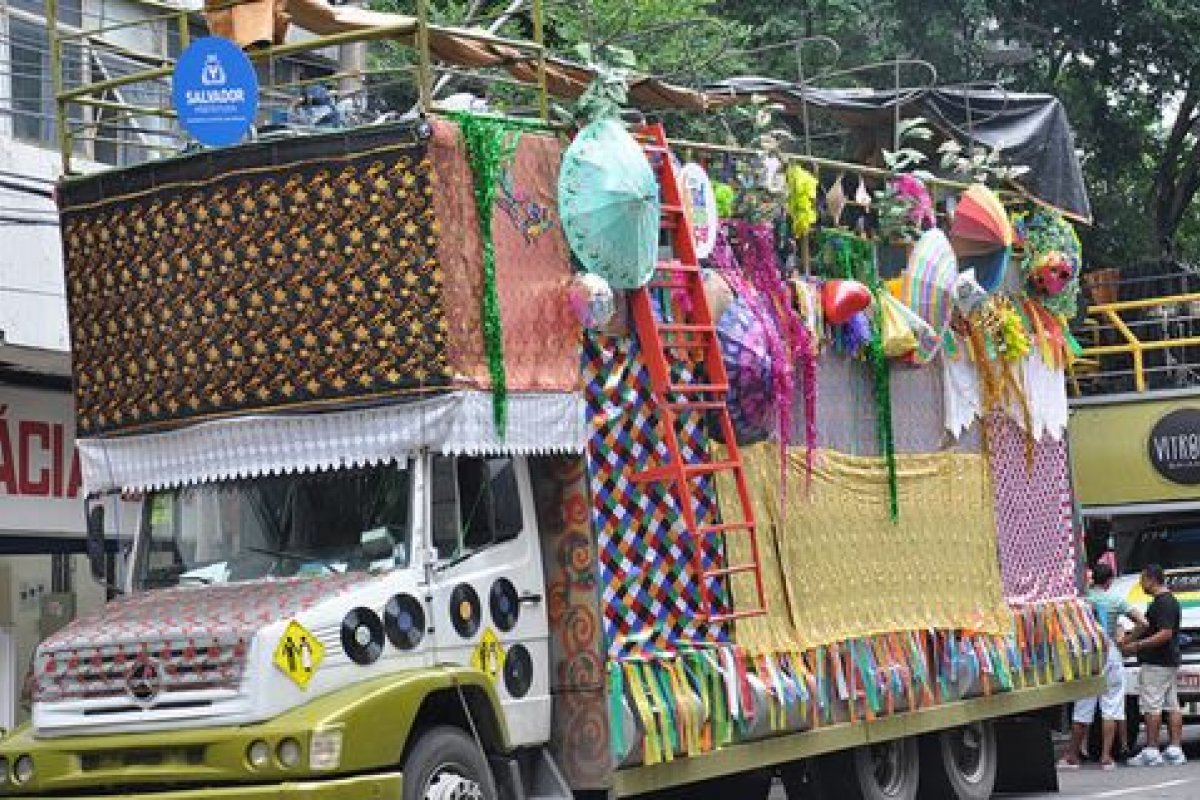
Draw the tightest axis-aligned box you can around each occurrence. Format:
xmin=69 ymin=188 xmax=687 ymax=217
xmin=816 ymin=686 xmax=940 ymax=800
xmin=4 ymin=771 xmax=403 ymax=800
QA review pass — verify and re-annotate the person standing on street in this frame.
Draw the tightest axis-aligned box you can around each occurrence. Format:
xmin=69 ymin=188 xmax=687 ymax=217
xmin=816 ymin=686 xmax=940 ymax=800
xmin=1123 ymin=564 xmax=1187 ymax=766
xmin=1057 ymin=563 xmax=1146 ymax=770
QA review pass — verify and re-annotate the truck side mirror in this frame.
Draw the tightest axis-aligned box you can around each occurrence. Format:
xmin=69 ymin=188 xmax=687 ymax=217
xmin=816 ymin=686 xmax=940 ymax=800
xmin=85 ymin=501 xmax=106 ymax=581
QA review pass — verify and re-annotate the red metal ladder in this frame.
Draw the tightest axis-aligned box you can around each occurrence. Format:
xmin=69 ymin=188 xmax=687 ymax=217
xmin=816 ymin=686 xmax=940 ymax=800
xmin=628 ymin=122 xmax=767 ymax=624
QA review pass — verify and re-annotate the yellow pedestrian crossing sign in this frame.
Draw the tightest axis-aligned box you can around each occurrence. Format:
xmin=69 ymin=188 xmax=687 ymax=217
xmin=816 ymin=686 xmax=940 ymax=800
xmin=274 ymin=620 xmax=324 ymax=689
xmin=471 ymin=628 xmax=505 ymax=681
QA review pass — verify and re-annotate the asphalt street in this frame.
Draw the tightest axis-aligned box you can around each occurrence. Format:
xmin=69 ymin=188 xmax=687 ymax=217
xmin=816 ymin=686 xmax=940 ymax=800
xmin=999 ymin=729 xmax=1200 ymax=799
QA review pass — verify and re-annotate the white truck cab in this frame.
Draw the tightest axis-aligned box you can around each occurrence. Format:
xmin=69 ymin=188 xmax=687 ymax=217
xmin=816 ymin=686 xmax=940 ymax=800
xmin=36 ymin=454 xmax=550 ymax=745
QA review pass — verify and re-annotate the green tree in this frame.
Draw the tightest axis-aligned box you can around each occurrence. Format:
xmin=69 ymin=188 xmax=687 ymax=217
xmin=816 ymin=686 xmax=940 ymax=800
xmin=990 ymin=0 xmax=1200 ymax=262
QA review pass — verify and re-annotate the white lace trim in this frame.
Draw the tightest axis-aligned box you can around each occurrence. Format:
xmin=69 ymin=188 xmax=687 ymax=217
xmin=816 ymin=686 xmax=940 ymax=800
xmin=943 ymin=354 xmax=1069 ymax=442
xmin=79 ymin=391 xmax=586 ymax=492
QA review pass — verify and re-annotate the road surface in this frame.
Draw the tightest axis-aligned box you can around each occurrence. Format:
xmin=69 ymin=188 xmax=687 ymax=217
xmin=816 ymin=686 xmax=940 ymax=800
xmin=1000 ymin=732 xmax=1200 ymax=799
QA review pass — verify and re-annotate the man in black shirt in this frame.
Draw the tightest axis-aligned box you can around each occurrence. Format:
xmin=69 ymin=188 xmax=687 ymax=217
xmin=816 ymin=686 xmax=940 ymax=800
xmin=1121 ymin=564 xmax=1187 ymax=766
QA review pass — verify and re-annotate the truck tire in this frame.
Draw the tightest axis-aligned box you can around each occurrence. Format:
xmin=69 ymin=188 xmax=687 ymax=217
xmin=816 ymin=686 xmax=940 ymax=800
xmin=917 ymin=722 xmax=996 ymax=800
xmin=403 ymin=726 xmax=497 ymax=800
xmin=809 ymin=738 xmax=920 ymax=800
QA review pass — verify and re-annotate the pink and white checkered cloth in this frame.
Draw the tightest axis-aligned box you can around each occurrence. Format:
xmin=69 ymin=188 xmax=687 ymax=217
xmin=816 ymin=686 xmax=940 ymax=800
xmin=987 ymin=414 xmax=1078 ymax=602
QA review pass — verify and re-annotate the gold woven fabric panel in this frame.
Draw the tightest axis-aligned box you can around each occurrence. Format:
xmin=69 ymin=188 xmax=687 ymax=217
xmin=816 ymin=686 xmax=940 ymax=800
xmin=720 ymin=445 xmax=1008 ymax=653
xmin=60 ymin=140 xmax=449 ymax=436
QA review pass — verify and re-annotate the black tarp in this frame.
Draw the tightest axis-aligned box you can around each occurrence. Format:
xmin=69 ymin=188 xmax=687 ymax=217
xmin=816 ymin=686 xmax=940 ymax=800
xmin=706 ymin=77 xmax=1092 ymax=224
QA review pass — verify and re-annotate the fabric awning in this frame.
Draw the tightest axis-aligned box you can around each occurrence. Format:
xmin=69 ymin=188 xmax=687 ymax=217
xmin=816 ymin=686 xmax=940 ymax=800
xmin=707 ymin=77 xmax=1092 ymax=223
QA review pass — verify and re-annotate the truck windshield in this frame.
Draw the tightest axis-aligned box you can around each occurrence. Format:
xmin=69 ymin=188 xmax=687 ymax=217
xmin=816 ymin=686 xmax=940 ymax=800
xmin=134 ymin=463 xmax=412 ymax=589
xmin=1128 ymin=527 xmax=1200 ymax=572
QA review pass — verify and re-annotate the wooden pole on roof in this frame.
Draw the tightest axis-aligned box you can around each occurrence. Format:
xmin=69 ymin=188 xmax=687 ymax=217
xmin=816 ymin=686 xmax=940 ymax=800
xmin=177 ymin=4 xmax=191 ymax=51
xmin=48 ymin=0 xmax=70 ymax=173
xmin=533 ymin=0 xmax=548 ymax=121
xmin=416 ymin=0 xmax=433 ymax=111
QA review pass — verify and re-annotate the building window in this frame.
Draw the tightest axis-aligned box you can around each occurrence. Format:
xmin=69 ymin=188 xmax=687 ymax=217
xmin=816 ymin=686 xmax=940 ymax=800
xmin=7 ymin=2 xmax=85 ymax=147
xmin=9 ymin=0 xmax=82 ymax=28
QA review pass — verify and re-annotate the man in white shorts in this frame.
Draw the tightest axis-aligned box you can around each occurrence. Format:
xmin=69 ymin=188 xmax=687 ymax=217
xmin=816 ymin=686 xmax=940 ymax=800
xmin=1058 ymin=563 xmax=1146 ymax=770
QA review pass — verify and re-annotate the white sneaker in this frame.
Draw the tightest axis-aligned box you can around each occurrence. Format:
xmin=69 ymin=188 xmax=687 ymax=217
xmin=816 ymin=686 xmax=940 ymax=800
xmin=1163 ymin=745 xmax=1187 ymax=765
xmin=1128 ymin=747 xmax=1164 ymax=766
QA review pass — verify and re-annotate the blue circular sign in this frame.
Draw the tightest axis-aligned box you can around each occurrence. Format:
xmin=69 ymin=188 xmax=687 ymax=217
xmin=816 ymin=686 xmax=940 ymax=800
xmin=172 ymin=37 xmax=258 ymax=147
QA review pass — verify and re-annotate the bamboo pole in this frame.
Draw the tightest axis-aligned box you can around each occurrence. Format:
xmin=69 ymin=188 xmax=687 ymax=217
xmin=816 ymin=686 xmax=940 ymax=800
xmin=416 ymin=0 xmax=433 ymax=112
xmin=48 ymin=0 xmax=70 ymax=172
xmin=533 ymin=0 xmax=548 ymax=121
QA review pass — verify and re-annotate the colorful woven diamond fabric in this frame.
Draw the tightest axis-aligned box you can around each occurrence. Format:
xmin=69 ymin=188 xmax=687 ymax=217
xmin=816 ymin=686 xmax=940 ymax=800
xmin=987 ymin=414 xmax=1078 ymax=602
xmin=583 ymin=333 xmax=724 ymax=658
xmin=59 ymin=130 xmax=448 ymax=436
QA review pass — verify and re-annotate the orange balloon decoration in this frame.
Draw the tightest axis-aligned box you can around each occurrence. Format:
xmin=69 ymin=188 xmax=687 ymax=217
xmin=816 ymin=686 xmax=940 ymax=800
xmin=822 ymin=279 xmax=872 ymax=325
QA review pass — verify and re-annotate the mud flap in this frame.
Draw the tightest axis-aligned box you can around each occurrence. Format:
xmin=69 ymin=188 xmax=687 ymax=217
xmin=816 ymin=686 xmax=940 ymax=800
xmin=992 ymin=715 xmax=1059 ymax=793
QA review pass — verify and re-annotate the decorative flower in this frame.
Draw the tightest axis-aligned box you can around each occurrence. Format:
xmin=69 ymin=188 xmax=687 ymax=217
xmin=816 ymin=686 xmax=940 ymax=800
xmin=892 ymin=174 xmax=935 ymax=228
xmin=875 ymin=174 xmax=934 ymax=242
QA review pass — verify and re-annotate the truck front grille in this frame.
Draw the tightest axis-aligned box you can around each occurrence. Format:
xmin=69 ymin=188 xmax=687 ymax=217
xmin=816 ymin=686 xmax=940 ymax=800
xmin=32 ymin=637 xmax=248 ymax=704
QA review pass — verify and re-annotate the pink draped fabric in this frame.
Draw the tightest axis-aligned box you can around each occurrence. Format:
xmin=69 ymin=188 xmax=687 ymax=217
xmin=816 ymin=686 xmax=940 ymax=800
xmin=430 ymin=120 xmax=581 ymax=392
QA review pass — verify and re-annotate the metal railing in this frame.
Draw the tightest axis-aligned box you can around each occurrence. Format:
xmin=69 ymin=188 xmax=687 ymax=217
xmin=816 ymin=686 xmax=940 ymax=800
xmin=46 ymin=0 xmax=553 ymax=174
xmin=1071 ymin=267 xmax=1200 ymax=396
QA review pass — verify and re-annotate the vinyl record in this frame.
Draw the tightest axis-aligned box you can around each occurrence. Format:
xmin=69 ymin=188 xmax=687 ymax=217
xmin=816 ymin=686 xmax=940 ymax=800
xmin=341 ymin=607 xmax=384 ymax=665
xmin=489 ymin=578 xmax=520 ymax=632
xmin=384 ymin=594 xmax=425 ymax=651
xmin=450 ymin=583 xmax=482 ymax=639
xmin=503 ymin=643 xmax=533 ymax=699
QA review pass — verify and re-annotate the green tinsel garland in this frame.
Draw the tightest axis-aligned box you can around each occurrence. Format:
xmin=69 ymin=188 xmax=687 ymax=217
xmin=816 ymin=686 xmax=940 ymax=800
xmin=453 ymin=113 xmax=527 ymax=436
xmin=866 ymin=249 xmax=900 ymax=522
xmin=868 ymin=288 xmax=900 ymax=522
xmin=817 ymin=230 xmax=900 ymax=519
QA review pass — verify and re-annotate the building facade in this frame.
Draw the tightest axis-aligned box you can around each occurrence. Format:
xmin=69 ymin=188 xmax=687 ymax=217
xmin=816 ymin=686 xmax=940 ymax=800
xmin=0 ymin=0 xmax=341 ymax=731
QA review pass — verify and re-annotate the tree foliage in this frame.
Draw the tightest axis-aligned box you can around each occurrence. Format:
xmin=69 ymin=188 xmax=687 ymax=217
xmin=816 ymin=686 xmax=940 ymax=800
xmin=365 ymin=0 xmax=1200 ymax=266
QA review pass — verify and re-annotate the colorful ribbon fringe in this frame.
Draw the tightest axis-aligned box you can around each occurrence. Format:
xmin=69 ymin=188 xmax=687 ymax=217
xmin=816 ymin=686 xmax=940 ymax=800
xmin=612 ymin=598 xmax=1105 ymax=766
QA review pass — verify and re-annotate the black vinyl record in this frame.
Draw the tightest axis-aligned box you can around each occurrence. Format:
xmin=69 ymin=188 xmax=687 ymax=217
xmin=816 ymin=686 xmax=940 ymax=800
xmin=341 ymin=607 xmax=384 ymax=665
xmin=384 ymin=594 xmax=426 ymax=650
xmin=503 ymin=643 xmax=533 ymax=699
xmin=450 ymin=583 xmax=481 ymax=639
xmin=488 ymin=578 xmax=520 ymax=632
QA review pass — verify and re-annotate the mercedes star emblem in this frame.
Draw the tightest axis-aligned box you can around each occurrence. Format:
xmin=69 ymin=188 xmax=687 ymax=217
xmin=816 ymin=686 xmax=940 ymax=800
xmin=125 ymin=659 xmax=163 ymax=706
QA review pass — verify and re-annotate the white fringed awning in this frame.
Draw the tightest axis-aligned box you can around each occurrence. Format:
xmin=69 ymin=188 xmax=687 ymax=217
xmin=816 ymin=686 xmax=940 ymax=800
xmin=79 ymin=391 xmax=586 ymax=492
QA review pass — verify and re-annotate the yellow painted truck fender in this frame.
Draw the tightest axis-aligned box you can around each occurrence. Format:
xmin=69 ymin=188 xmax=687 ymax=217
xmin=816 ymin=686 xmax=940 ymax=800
xmin=0 ymin=666 xmax=507 ymax=798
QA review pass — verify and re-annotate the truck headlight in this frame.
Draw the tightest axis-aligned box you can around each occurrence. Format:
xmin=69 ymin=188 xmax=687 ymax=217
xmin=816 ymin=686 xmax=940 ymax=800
xmin=12 ymin=756 xmax=32 ymax=785
xmin=247 ymin=740 xmax=271 ymax=770
xmin=309 ymin=728 xmax=343 ymax=771
xmin=277 ymin=738 xmax=302 ymax=769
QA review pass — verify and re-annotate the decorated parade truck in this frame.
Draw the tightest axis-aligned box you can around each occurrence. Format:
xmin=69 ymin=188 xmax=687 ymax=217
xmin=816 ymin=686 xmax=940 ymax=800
xmin=0 ymin=6 xmax=1106 ymax=800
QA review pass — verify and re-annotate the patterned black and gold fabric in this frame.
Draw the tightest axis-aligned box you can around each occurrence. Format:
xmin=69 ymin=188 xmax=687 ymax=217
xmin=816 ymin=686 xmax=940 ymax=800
xmin=59 ymin=124 xmax=450 ymax=436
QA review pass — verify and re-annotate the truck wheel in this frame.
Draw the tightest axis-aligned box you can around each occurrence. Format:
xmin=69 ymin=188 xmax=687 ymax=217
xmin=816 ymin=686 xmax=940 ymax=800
xmin=403 ymin=726 xmax=497 ymax=800
xmin=811 ymin=738 xmax=920 ymax=800
xmin=917 ymin=722 xmax=996 ymax=800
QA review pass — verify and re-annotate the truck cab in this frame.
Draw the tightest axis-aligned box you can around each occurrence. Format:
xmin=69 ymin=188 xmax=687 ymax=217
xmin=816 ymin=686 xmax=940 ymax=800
xmin=5 ymin=454 xmax=555 ymax=798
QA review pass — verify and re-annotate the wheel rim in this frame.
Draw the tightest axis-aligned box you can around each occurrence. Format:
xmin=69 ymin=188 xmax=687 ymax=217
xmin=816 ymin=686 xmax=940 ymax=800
xmin=422 ymin=765 xmax=484 ymax=800
xmin=868 ymin=740 xmax=909 ymax=795
xmin=948 ymin=723 xmax=986 ymax=784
